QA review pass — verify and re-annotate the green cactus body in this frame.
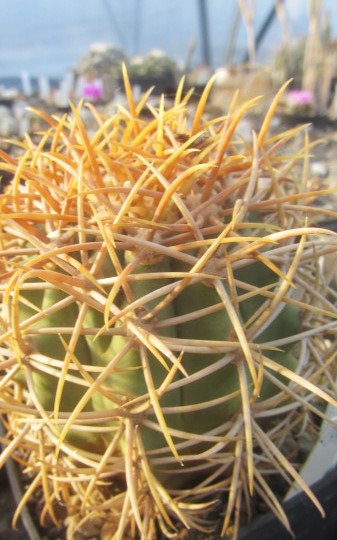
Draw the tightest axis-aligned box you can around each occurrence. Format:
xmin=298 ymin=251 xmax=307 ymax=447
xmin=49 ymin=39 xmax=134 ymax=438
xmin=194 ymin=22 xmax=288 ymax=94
xmin=235 ymin=260 xmax=299 ymax=396
xmin=168 ymin=259 xmax=298 ymax=427
xmin=172 ymin=278 xmax=239 ymax=431
xmin=18 ymin=286 xmax=92 ymax=413
xmin=235 ymin=261 xmax=300 ymax=343
xmin=86 ymin=256 xmax=184 ymax=452
xmin=86 ymin=250 xmax=302 ymax=470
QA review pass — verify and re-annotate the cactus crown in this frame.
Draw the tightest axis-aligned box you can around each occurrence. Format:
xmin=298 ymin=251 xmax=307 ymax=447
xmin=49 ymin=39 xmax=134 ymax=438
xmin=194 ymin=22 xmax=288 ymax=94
xmin=1 ymin=67 xmax=337 ymax=539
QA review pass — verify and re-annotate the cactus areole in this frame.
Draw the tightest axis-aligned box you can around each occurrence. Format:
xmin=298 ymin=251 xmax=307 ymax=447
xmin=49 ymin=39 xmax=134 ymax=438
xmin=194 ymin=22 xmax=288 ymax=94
xmin=1 ymin=69 xmax=337 ymax=539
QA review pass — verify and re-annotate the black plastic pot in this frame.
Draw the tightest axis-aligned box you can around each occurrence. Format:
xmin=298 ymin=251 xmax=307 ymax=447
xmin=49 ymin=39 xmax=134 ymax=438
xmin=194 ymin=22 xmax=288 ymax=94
xmin=238 ymin=466 xmax=337 ymax=540
xmin=0 ymin=420 xmax=41 ymax=540
xmin=1 ymin=457 xmax=41 ymax=540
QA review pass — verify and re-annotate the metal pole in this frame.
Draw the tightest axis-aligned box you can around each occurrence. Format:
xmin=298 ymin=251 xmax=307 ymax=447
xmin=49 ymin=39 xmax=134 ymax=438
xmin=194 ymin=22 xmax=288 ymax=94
xmin=133 ymin=0 xmax=141 ymax=55
xmin=198 ymin=0 xmax=211 ymax=66
xmin=101 ymin=0 xmax=126 ymax=49
xmin=242 ymin=0 xmax=285 ymax=63
xmin=224 ymin=4 xmax=241 ymax=65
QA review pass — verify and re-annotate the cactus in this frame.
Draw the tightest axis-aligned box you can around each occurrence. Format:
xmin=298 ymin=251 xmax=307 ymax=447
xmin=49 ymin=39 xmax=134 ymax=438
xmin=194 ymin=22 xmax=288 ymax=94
xmin=1 ymin=69 xmax=337 ymax=539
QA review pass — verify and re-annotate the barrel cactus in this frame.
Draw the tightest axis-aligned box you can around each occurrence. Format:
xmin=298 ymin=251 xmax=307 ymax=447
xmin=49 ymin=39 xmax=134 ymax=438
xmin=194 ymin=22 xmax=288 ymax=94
xmin=1 ymin=68 xmax=337 ymax=539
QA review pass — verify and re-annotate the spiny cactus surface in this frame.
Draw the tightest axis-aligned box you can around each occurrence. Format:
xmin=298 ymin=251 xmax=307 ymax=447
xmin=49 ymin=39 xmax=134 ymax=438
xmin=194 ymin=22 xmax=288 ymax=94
xmin=1 ymin=70 xmax=337 ymax=539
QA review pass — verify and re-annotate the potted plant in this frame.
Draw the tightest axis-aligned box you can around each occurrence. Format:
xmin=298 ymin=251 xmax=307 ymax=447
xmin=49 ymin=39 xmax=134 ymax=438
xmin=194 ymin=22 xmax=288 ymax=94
xmin=126 ymin=49 xmax=178 ymax=96
xmin=0 ymin=67 xmax=337 ymax=540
